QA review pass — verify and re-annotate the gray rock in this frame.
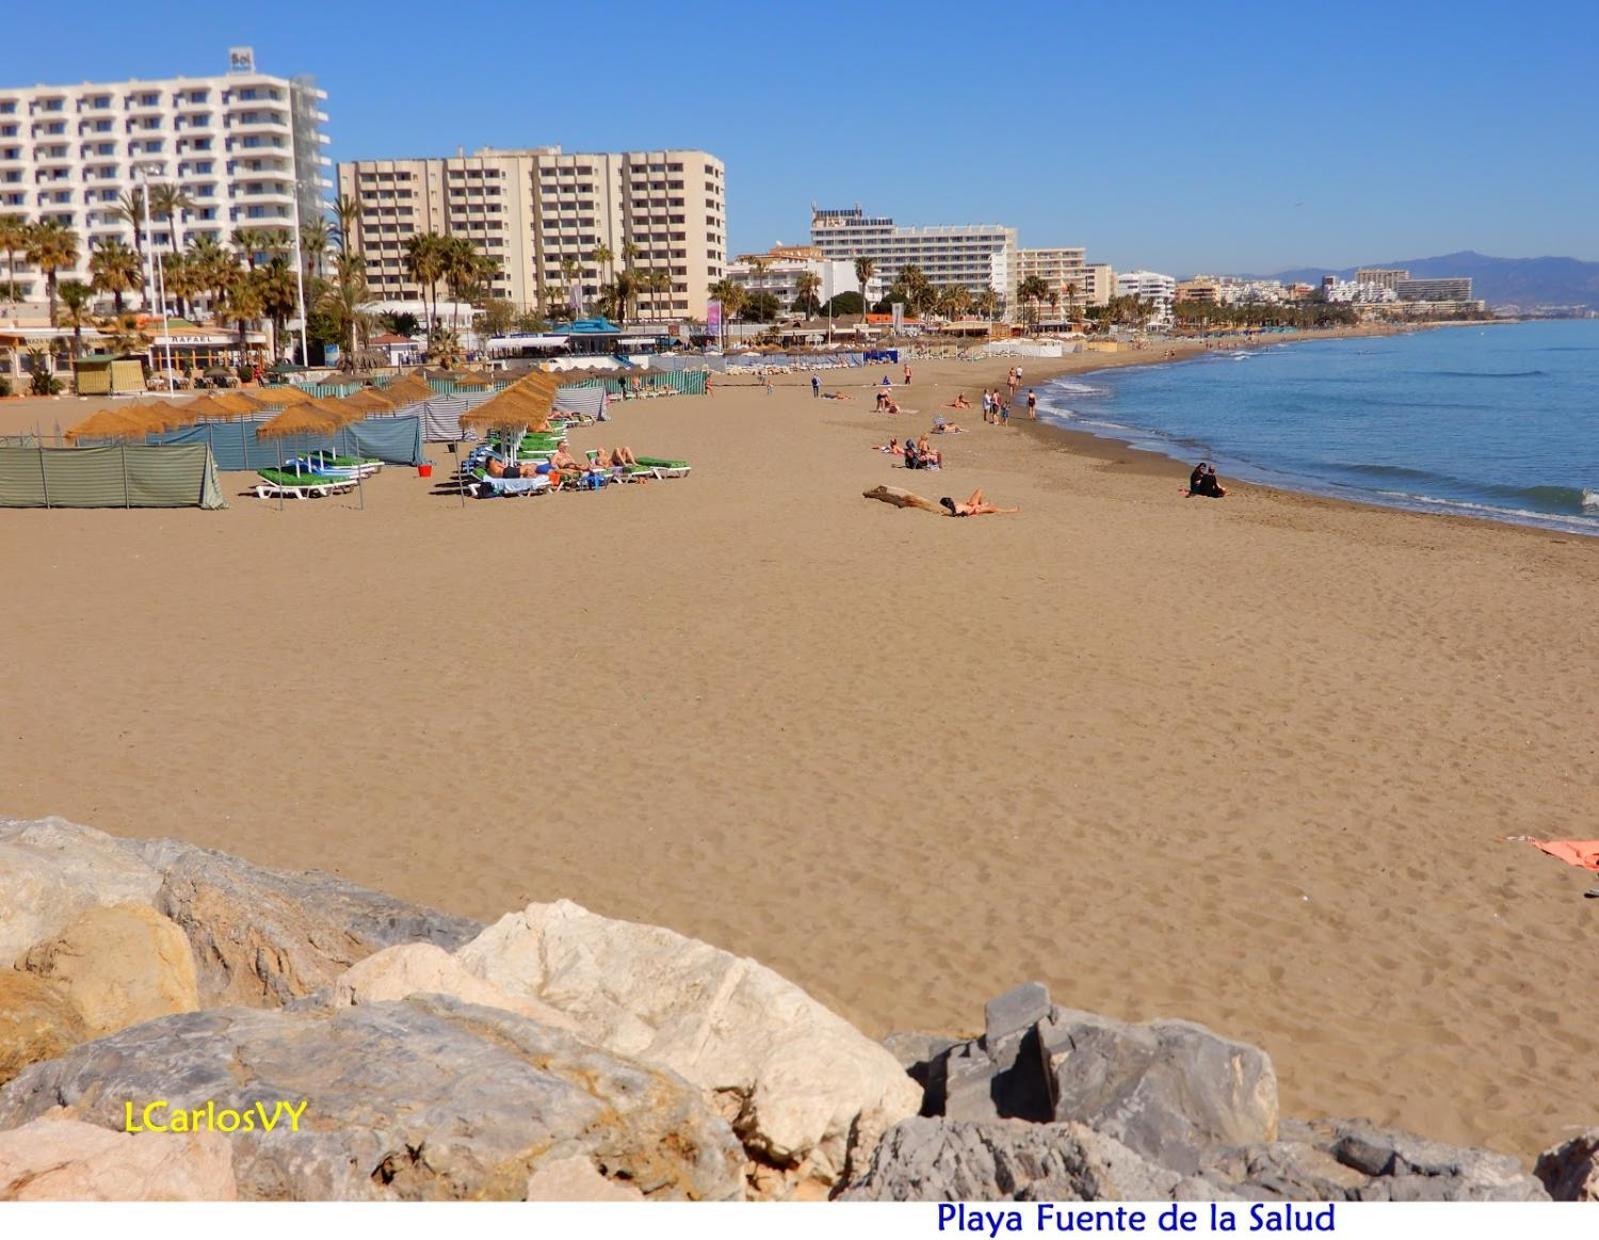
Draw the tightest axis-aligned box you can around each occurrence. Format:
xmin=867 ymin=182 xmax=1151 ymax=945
xmin=136 ymin=840 xmax=482 ymax=1007
xmin=1198 ymin=1118 xmax=1548 ymax=1202
xmin=0 ymin=995 xmax=744 ymax=1201
xmin=945 ymin=982 xmax=1054 ymax=1123
xmin=1037 ymin=1007 xmax=1278 ymax=1173
xmin=840 ymin=1116 xmax=1186 ymax=1201
xmin=1535 ymin=1129 xmax=1599 ymax=1201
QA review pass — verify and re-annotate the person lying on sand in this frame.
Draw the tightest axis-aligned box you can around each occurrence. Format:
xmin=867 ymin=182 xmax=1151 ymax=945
xmin=940 ymin=488 xmax=1017 ymax=517
xmin=949 ymin=393 xmax=970 ymax=409
xmin=932 ymin=416 xmax=963 ymax=434
xmin=875 ymin=438 xmax=903 ymax=455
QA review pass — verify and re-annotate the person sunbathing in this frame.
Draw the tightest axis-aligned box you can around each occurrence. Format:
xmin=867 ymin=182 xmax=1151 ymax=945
xmin=915 ymin=434 xmax=942 ymax=468
xmin=949 ymin=393 xmax=970 ymax=409
xmin=939 ymin=488 xmax=1017 ymax=517
xmin=932 ymin=416 xmax=963 ymax=434
xmin=875 ymin=438 xmax=903 ymax=455
xmin=484 ymin=456 xmax=507 ymax=478
xmin=550 ymin=442 xmax=583 ymax=472
xmin=607 ymin=445 xmax=639 ymax=467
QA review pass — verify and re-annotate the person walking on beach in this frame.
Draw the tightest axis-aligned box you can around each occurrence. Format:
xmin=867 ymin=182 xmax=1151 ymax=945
xmin=904 ymin=362 xmax=912 ymax=386
xmin=998 ymin=392 xmax=1009 ymax=426
xmin=812 ymin=374 xmax=821 ymax=398
xmin=1027 ymin=389 xmax=1037 ymax=419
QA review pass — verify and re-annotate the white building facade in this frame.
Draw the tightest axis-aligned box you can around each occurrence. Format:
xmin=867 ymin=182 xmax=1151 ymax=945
xmin=809 ymin=206 xmax=1017 ymax=308
xmin=0 ymin=48 xmax=330 ymax=312
xmin=1115 ymin=269 xmax=1177 ymax=323
xmin=726 ymin=244 xmax=883 ymax=311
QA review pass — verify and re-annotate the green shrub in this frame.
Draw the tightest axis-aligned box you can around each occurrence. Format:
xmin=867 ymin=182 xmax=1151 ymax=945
xmin=0 ymin=377 xmax=11 ymax=397
xmin=30 ymin=370 xmax=62 ymax=396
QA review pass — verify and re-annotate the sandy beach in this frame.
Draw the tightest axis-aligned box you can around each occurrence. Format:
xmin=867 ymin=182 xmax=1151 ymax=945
xmin=2 ymin=337 xmax=1595 ymax=1161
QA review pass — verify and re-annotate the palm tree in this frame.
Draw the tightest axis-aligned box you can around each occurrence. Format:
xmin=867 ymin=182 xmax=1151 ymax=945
xmin=0 ymin=214 xmax=31 ymax=304
xmin=186 ymin=235 xmax=234 ymax=322
xmin=257 ymin=256 xmax=299 ymax=361
xmin=224 ymin=269 xmax=265 ymax=367
xmin=1017 ymin=275 xmax=1050 ymax=331
xmin=25 ymin=221 xmax=79 ymax=327
xmin=707 ymin=278 xmax=745 ymax=349
xmin=331 ymin=195 xmax=361 ymax=258
xmin=440 ymin=236 xmax=481 ymax=330
xmin=148 ymin=184 xmax=194 ymax=255
xmin=793 ymin=270 xmax=822 ymax=317
xmin=322 ymin=250 xmax=371 ymax=369
xmin=161 ymin=251 xmax=202 ymax=320
xmin=945 ymin=285 xmax=973 ymax=322
xmin=975 ymin=289 xmax=998 ymax=322
xmin=58 ymin=280 xmax=94 ymax=359
xmin=112 ymin=188 xmax=148 ymax=274
xmin=89 ymin=239 xmax=141 ymax=313
xmin=589 ymin=243 xmax=613 ymax=312
xmin=231 ymin=227 xmax=266 ymax=271
xmin=298 ymin=215 xmax=330 ymax=280
xmin=558 ymin=255 xmax=581 ymax=318
xmin=404 ymin=232 xmax=446 ymax=331
xmin=1064 ymin=281 xmax=1083 ymax=330
xmin=854 ymin=256 xmax=876 ymax=315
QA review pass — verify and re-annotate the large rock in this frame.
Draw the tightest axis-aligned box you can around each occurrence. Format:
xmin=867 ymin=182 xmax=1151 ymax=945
xmin=331 ymin=943 xmax=578 ymax=1032
xmin=0 ymin=995 xmax=743 ymax=1201
xmin=0 ymin=817 xmax=161 ymax=962
xmin=1037 ymin=1006 xmax=1279 ymax=1174
xmin=0 ymin=973 xmax=86 ymax=1087
xmin=840 ymin=1116 xmax=1191 ymax=1201
xmin=1198 ymin=1118 xmax=1548 ymax=1202
xmin=21 ymin=903 xmax=199 ymax=1036
xmin=1536 ymin=1129 xmax=1599 ymax=1202
xmin=135 ymin=840 xmax=483 ymax=1008
xmin=0 ymin=1109 xmax=236 ymax=1201
xmin=945 ymin=982 xmax=1054 ymax=1122
xmin=456 ymin=899 xmax=922 ymax=1191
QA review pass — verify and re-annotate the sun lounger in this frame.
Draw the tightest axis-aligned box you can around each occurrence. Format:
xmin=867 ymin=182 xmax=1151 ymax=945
xmin=253 ymin=467 xmax=357 ymax=499
xmin=472 ymin=469 xmax=551 ymax=498
xmin=634 ymin=456 xmax=691 ymax=478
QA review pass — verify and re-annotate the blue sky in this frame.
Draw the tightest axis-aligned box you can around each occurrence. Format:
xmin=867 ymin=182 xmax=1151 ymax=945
xmin=17 ymin=1 xmax=1597 ymax=274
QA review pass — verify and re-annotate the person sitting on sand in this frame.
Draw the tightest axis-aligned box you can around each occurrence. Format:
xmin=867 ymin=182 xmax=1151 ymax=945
xmin=1186 ymin=462 xmax=1227 ymax=498
xmin=915 ymin=433 xmax=942 ymax=468
xmin=884 ymin=397 xmax=901 ymax=415
xmin=950 ymin=393 xmax=970 ymax=410
xmin=939 ymin=488 xmax=1018 ymax=517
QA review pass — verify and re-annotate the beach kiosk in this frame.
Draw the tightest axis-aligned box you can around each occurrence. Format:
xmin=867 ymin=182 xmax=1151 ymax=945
xmin=72 ymin=352 xmax=147 ymax=397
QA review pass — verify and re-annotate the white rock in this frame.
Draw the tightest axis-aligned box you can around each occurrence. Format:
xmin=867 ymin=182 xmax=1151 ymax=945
xmin=0 ymin=818 xmax=160 ymax=963
xmin=332 ymin=943 xmax=578 ymax=1032
xmin=456 ymin=899 xmax=922 ymax=1189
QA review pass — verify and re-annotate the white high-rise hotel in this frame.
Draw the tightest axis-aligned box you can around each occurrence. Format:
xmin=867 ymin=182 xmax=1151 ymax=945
xmin=0 ymin=48 xmax=330 ymax=308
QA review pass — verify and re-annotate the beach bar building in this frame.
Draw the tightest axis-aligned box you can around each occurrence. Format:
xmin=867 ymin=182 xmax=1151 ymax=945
xmin=73 ymin=353 xmax=147 ymax=396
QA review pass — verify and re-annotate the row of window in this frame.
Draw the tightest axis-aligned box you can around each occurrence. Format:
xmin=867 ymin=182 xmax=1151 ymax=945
xmin=0 ymin=87 xmax=284 ymax=113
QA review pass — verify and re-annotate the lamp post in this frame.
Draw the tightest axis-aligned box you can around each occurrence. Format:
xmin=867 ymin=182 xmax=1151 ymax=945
xmin=289 ymin=193 xmax=310 ymax=368
xmin=136 ymin=164 xmax=175 ymax=392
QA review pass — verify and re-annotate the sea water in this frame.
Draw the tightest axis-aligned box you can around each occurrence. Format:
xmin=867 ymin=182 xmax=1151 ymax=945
xmin=1034 ymin=320 xmax=1599 ymax=535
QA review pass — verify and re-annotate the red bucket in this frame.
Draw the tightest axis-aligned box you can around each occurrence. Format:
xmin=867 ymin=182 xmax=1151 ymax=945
xmin=417 ymin=463 xmax=434 ymax=478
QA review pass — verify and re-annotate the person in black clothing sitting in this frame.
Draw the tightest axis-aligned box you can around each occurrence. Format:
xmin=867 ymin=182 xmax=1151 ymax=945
xmin=904 ymin=440 xmax=921 ymax=470
xmin=1188 ymin=462 xmax=1227 ymax=498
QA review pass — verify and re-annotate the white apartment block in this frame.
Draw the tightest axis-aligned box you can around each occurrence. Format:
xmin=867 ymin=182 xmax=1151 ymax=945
xmin=1115 ymin=270 xmax=1177 ymax=322
xmin=1083 ymin=262 xmax=1115 ymax=306
xmin=726 ymin=244 xmax=883 ymax=311
xmin=337 ymin=146 xmax=726 ymax=319
xmin=0 ymin=48 xmax=330 ymax=309
xmin=809 ymin=206 xmax=1017 ymax=307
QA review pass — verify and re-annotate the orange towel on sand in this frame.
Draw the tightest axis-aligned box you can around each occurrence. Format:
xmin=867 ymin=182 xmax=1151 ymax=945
xmin=1532 ymin=840 xmax=1599 ymax=872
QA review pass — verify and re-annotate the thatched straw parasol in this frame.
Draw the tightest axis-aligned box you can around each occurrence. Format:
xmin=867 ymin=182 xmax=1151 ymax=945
xmin=178 ymin=394 xmax=249 ymax=423
xmin=64 ymin=406 xmax=148 ymax=443
xmin=459 ymin=372 xmax=558 ymax=438
xmin=206 ymin=391 xmax=261 ymax=417
xmin=379 ymin=374 xmax=433 ymax=405
xmin=340 ymin=387 xmax=398 ymax=413
xmin=255 ymin=384 xmax=315 ymax=405
xmin=126 ymin=400 xmax=197 ymax=433
xmin=257 ymin=402 xmax=343 ymax=439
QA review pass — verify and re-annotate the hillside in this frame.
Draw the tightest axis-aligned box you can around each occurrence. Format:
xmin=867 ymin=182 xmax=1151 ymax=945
xmin=1238 ymin=251 xmax=1599 ymax=308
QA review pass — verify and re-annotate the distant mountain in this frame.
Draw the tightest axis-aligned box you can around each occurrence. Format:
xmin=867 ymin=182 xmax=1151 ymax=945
xmin=1234 ymin=251 xmax=1599 ymax=308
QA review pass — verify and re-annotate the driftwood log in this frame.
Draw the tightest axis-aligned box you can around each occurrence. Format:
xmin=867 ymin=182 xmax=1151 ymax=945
xmin=862 ymin=485 xmax=945 ymax=514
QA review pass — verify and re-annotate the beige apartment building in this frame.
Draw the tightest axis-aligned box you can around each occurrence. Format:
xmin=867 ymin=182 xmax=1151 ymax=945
xmin=336 ymin=146 xmax=726 ymax=319
xmin=1355 ymin=267 xmax=1409 ymax=290
xmin=1083 ymin=262 xmax=1114 ymax=306
xmin=1016 ymin=247 xmax=1088 ymax=310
